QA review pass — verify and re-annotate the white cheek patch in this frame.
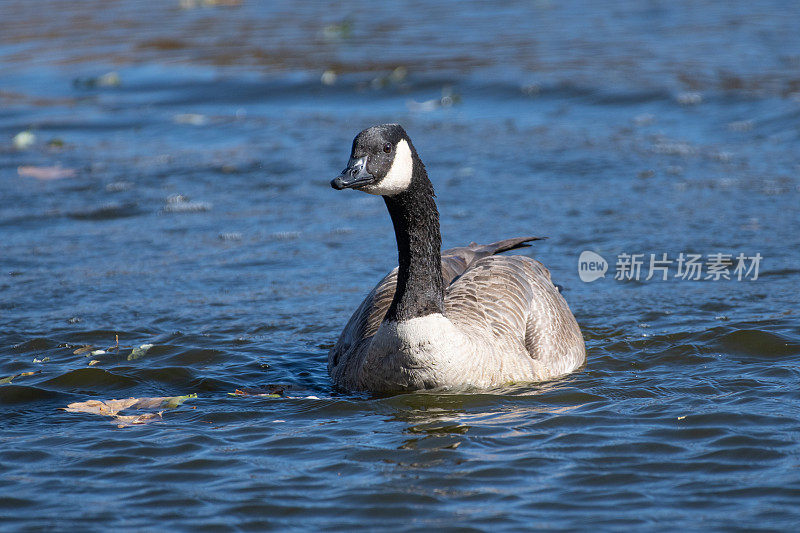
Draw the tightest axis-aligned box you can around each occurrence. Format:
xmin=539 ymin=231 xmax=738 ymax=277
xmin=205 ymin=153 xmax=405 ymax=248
xmin=362 ymin=139 xmax=413 ymax=196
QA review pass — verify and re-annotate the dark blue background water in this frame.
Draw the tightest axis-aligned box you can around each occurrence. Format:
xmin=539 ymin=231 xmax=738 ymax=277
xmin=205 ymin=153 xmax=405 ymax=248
xmin=2 ymin=1 xmax=800 ymax=530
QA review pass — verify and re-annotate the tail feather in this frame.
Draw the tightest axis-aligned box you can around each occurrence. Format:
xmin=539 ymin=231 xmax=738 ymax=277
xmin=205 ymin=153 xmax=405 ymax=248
xmin=470 ymin=236 xmax=547 ymax=255
xmin=442 ymin=236 xmax=547 ymax=285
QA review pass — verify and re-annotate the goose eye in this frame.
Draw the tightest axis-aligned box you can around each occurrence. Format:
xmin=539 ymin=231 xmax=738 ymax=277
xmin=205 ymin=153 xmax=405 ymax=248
xmin=383 ymin=143 xmax=392 ymax=154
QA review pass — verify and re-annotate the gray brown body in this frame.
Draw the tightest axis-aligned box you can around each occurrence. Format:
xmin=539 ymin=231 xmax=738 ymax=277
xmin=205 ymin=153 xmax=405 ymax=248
xmin=328 ymin=238 xmax=586 ymax=392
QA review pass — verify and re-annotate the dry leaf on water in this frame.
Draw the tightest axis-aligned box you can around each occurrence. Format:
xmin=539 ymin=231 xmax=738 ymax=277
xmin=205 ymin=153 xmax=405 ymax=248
xmin=0 ymin=371 xmax=39 ymax=385
xmin=229 ymin=388 xmax=281 ymax=398
xmin=63 ymin=394 xmax=197 ymax=426
xmin=228 ymin=385 xmax=285 ymax=398
xmin=114 ymin=413 xmax=163 ymax=428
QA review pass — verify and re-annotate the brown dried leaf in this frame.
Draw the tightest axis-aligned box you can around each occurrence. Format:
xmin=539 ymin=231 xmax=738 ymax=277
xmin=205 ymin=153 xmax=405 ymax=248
xmin=64 ymin=398 xmax=139 ymax=416
xmin=228 ymin=385 xmax=285 ymax=397
xmin=116 ymin=412 xmax=163 ymax=427
xmin=63 ymin=394 xmax=196 ymax=425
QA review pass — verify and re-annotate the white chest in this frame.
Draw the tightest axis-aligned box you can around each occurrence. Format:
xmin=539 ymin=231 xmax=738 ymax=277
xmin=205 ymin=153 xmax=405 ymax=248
xmin=361 ymin=313 xmax=472 ymax=389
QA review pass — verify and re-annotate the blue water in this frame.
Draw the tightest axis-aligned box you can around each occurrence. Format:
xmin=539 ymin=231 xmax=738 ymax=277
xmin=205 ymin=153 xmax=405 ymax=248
xmin=2 ymin=1 xmax=800 ymax=530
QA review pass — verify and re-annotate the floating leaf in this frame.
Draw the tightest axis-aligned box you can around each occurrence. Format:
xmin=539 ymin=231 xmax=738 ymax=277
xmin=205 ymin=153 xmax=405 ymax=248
xmin=12 ymin=131 xmax=36 ymax=149
xmin=0 ymin=371 xmax=38 ymax=385
xmin=73 ymin=345 xmax=94 ymax=355
xmin=32 ymin=357 xmax=50 ymax=363
xmin=88 ymin=360 xmax=100 ymax=366
xmin=65 ymin=398 xmax=136 ymax=416
xmin=128 ymin=343 xmax=154 ymax=360
xmin=161 ymin=393 xmax=197 ymax=408
xmin=228 ymin=385 xmax=285 ymax=398
xmin=63 ymin=394 xmax=197 ymax=426
xmin=115 ymin=413 xmax=162 ymax=428
xmin=228 ymin=389 xmax=281 ymax=398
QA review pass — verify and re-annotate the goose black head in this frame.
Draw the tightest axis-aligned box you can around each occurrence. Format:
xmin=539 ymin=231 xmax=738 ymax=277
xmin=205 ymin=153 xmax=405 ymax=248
xmin=331 ymin=124 xmax=418 ymax=196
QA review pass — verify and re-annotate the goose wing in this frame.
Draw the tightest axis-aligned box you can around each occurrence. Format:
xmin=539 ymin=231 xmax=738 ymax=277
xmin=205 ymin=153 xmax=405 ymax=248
xmin=329 ymin=237 xmax=544 ymax=369
xmin=444 ymin=255 xmax=585 ymax=375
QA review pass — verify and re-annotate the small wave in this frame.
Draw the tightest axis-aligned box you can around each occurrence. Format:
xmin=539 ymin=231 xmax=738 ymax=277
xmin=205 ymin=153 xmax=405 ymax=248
xmin=0 ymin=384 xmax=62 ymax=405
xmin=717 ymin=329 xmax=800 ymax=358
xmin=41 ymin=368 xmax=139 ymax=390
xmin=68 ymin=202 xmax=142 ymax=220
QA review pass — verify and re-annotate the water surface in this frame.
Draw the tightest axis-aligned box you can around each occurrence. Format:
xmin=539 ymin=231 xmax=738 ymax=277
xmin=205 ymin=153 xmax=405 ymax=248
xmin=2 ymin=1 xmax=800 ymax=530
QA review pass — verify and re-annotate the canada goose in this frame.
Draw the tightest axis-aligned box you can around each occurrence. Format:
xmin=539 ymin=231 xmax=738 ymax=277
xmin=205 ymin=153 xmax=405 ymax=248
xmin=328 ymin=124 xmax=586 ymax=392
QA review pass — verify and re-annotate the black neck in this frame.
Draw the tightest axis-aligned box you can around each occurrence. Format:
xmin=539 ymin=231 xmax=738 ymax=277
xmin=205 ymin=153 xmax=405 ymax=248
xmin=383 ymin=162 xmax=444 ymax=322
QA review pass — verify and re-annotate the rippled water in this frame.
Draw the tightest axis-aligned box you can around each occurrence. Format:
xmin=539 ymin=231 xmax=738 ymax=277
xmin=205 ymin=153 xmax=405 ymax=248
xmin=2 ymin=1 xmax=800 ymax=530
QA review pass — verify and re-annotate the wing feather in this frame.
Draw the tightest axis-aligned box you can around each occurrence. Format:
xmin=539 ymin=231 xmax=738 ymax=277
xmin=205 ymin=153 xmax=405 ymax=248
xmin=445 ymin=255 xmax=584 ymax=374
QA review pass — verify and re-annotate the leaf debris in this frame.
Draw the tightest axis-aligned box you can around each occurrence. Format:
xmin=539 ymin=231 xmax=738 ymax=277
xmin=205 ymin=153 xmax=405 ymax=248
xmin=0 ymin=371 xmax=38 ymax=385
xmin=63 ymin=394 xmax=197 ymax=427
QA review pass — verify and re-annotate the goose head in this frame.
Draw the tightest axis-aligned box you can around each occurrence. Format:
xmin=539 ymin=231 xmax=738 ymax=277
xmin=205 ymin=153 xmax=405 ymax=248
xmin=331 ymin=124 xmax=418 ymax=196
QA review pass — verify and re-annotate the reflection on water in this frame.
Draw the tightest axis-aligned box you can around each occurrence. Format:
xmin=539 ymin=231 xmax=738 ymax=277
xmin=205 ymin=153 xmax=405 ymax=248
xmin=2 ymin=0 xmax=800 ymax=530
xmin=388 ymin=382 xmax=588 ymax=451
